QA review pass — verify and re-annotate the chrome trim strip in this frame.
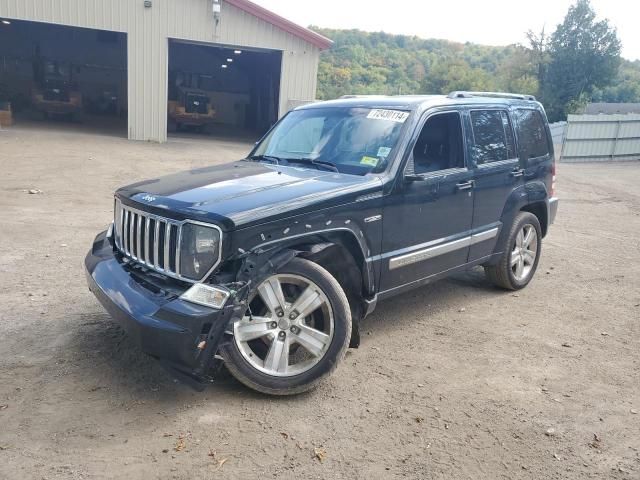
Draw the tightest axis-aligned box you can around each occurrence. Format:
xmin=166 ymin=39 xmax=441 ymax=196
xmin=164 ymin=222 xmax=171 ymax=273
xmin=388 ymin=227 xmax=498 ymax=270
xmin=154 ymin=219 xmax=160 ymax=269
xmin=136 ymin=214 xmax=142 ymax=261
xmin=124 ymin=209 xmax=131 ymax=255
xmin=144 ymin=217 xmax=151 ymax=265
xmin=380 ymin=253 xmax=495 ymax=297
xmin=175 ymin=225 xmax=182 ymax=275
xmin=471 ymin=227 xmax=499 ymax=244
xmin=389 ymin=236 xmax=469 ymax=270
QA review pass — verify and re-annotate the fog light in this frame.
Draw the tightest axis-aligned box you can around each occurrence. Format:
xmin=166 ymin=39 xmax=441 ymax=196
xmin=180 ymin=284 xmax=230 ymax=309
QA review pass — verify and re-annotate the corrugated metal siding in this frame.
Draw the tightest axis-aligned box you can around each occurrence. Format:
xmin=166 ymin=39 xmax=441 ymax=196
xmin=0 ymin=0 xmax=321 ymax=142
xmin=0 ymin=0 xmax=130 ymax=32
xmin=562 ymin=114 xmax=640 ymax=162
xmin=549 ymin=121 xmax=566 ymax=145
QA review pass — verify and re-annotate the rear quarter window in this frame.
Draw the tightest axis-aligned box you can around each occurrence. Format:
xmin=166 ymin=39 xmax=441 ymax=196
xmin=513 ymin=109 xmax=550 ymax=159
xmin=469 ymin=110 xmax=516 ymax=165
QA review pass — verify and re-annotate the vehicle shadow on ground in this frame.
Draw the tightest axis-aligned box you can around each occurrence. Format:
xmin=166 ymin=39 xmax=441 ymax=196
xmin=363 ymin=267 xmax=502 ymax=332
xmin=69 ymin=268 xmax=507 ymax=401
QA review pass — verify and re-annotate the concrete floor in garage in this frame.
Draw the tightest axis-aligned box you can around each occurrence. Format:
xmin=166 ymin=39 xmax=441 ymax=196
xmin=0 ymin=124 xmax=639 ymax=479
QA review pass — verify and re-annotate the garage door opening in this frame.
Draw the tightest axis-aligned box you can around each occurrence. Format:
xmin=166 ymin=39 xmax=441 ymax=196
xmin=168 ymin=40 xmax=281 ymax=140
xmin=0 ymin=19 xmax=127 ymax=136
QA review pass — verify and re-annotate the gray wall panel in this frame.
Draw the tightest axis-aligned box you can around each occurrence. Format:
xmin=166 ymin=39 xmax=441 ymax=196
xmin=562 ymin=114 xmax=640 ymax=162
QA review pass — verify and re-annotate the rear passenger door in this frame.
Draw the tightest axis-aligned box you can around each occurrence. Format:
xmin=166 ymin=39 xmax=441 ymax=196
xmin=466 ymin=108 xmax=524 ymax=261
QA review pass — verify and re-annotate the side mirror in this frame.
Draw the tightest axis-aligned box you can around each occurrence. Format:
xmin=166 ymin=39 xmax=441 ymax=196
xmin=403 ymin=156 xmax=424 ymax=183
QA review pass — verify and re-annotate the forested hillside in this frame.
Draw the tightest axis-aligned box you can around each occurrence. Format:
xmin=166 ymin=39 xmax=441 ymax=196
xmin=312 ymin=27 xmax=640 ymax=118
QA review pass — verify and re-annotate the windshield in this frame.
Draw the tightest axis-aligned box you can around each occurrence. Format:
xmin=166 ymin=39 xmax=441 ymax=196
xmin=250 ymin=107 xmax=410 ymax=175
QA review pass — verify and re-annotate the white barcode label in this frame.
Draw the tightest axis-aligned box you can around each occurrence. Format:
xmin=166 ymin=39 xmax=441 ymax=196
xmin=366 ymin=109 xmax=410 ymax=123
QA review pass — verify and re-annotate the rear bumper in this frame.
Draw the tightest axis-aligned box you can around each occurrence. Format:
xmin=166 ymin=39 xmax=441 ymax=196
xmin=548 ymin=197 xmax=559 ymax=225
xmin=85 ymin=231 xmax=240 ymax=388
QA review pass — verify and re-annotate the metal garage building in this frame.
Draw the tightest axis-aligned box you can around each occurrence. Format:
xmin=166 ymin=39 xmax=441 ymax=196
xmin=0 ymin=0 xmax=331 ymax=142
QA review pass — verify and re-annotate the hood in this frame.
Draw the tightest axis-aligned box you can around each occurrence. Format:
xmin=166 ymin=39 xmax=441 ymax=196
xmin=116 ymin=161 xmax=382 ymax=230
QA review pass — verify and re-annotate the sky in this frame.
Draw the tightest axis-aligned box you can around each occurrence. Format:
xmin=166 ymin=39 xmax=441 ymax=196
xmin=254 ymin=0 xmax=640 ymax=60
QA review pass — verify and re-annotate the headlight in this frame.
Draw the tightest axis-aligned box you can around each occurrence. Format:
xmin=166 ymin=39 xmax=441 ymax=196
xmin=179 ymin=223 xmax=221 ymax=280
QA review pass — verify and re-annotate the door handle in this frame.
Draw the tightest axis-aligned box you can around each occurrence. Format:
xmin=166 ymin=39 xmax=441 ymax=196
xmin=510 ymin=168 xmax=525 ymax=178
xmin=456 ymin=180 xmax=474 ymax=191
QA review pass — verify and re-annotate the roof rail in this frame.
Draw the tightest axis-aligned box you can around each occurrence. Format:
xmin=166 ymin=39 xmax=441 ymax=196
xmin=339 ymin=94 xmax=387 ymax=99
xmin=447 ymin=91 xmax=536 ymax=101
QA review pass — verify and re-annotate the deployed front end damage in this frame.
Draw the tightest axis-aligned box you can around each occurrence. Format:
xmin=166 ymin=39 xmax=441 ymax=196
xmin=84 ymin=228 xmax=307 ymax=390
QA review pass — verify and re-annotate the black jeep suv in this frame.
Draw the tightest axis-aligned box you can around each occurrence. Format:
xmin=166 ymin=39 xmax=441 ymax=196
xmin=85 ymin=92 xmax=558 ymax=395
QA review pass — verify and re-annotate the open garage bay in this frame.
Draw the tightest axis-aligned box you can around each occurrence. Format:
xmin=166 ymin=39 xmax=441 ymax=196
xmin=0 ymin=19 xmax=127 ymax=136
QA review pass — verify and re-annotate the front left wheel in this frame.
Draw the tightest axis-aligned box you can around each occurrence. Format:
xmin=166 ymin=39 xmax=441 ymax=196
xmin=220 ymin=257 xmax=352 ymax=395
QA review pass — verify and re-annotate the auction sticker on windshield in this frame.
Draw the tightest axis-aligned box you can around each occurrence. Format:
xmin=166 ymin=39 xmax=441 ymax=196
xmin=366 ymin=109 xmax=410 ymax=123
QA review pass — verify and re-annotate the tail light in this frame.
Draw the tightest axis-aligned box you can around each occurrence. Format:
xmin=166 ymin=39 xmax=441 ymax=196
xmin=551 ymin=161 xmax=557 ymax=197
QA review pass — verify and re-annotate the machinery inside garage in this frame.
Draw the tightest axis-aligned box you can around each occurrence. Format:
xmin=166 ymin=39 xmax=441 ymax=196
xmin=168 ymin=40 xmax=281 ymax=137
xmin=0 ymin=0 xmax=331 ymax=142
xmin=0 ymin=19 xmax=127 ymax=134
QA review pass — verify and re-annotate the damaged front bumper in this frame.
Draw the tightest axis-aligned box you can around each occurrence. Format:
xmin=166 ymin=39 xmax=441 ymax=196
xmin=84 ymin=231 xmax=244 ymax=390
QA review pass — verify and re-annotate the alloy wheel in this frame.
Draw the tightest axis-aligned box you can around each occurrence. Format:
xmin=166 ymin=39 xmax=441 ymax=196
xmin=510 ymin=224 xmax=538 ymax=281
xmin=233 ymin=274 xmax=334 ymax=377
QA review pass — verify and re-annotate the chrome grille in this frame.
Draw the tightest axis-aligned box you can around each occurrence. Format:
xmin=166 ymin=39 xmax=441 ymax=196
xmin=114 ymin=199 xmax=182 ymax=279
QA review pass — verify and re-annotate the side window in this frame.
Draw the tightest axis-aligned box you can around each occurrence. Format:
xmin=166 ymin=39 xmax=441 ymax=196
xmin=513 ymin=109 xmax=550 ymax=159
xmin=411 ymin=112 xmax=465 ymax=174
xmin=470 ymin=110 xmax=516 ymax=165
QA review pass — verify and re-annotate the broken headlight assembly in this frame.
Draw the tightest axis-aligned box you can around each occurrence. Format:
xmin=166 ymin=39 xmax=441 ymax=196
xmin=180 ymin=283 xmax=230 ymax=309
xmin=179 ymin=223 xmax=221 ymax=281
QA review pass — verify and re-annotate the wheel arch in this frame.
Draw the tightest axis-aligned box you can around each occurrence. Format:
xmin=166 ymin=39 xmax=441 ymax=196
xmin=521 ymin=201 xmax=548 ymax=237
xmin=237 ymin=230 xmax=373 ymax=348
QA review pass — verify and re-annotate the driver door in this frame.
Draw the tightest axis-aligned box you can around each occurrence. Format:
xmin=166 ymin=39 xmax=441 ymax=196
xmin=379 ymin=110 xmax=475 ymax=294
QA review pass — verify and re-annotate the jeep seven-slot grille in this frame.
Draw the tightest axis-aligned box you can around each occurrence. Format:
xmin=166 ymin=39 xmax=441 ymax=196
xmin=113 ymin=199 xmax=183 ymax=279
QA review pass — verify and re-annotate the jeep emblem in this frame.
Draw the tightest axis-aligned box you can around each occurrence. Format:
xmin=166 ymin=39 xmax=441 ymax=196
xmin=141 ymin=194 xmax=156 ymax=202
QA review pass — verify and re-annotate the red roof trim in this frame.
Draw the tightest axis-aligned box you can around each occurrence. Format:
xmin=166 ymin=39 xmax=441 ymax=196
xmin=224 ymin=0 xmax=333 ymax=50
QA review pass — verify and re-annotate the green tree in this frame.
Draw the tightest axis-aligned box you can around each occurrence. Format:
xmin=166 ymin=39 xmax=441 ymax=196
xmin=496 ymin=46 xmax=539 ymax=96
xmin=544 ymin=0 xmax=621 ymax=120
xmin=421 ymin=58 xmax=496 ymax=94
xmin=311 ymin=23 xmax=637 ymax=109
xmin=524 ymin=28 xmax=550 ymax=99
xmin=592 ymin=60 xmax=640 ymax=103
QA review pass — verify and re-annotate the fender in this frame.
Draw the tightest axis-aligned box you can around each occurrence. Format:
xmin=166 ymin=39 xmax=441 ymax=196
xmin=231 ymin=217 xmax=379 ymax=298
xmin=490 ymin=183 xmax=532 ymax=258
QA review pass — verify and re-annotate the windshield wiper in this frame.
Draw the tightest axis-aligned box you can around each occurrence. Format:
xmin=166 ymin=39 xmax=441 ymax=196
xmin=284 ymin=158 xmax=340 ymax=173
xmin=248 ymin=154 xmax=281 ymax=165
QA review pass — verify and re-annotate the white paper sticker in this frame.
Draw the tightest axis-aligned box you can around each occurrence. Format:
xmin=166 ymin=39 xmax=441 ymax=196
xmin=366 ymin=109 xmax=410 ymax=123
xmin=377 ymin=146 xmax=392 ymax=157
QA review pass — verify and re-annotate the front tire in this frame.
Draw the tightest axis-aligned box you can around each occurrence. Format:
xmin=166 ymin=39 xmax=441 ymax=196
xmin=484 ymin=212 xmax=542 ymax=290
xmin=220 ymin=257 xmax=352 ymax=395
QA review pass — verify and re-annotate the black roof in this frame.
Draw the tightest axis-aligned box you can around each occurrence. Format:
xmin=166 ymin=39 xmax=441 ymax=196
xmin=297 ymin=93 xmax=540 ymax=112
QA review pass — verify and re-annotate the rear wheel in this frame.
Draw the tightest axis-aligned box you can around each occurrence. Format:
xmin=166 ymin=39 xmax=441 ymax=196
xmin=220 ymin=257 xmax=351 ymax=395
xmin=484 ymin=212 xmax=542 ymax=290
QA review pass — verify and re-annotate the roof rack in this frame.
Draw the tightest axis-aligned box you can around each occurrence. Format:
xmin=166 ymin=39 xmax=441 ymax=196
xmin=339 ymin=95 xmax=387 ymax=99
xmin=447 ymin=91 xmax=536 ymax=101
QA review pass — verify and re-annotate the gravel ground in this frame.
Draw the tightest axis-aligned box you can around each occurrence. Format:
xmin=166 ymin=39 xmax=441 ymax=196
xmin=0 ymin=123 xmax=639 ymax=480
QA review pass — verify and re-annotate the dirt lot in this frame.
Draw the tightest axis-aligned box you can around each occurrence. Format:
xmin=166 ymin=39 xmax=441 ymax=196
xmin=1 ymin=123 xmax=639 ymax=480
